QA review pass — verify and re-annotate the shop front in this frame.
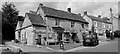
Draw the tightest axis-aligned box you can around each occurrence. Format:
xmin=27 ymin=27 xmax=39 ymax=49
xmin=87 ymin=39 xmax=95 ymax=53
xmin=52 ymin=27 xmax=65 ymax=44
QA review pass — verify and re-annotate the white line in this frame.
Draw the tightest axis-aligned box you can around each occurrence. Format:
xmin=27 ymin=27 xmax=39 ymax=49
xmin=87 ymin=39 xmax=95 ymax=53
xmin=46 ymin=47 xmax=55 ymax=50
xmin=65 ymin=46 xmax=85 ymax=52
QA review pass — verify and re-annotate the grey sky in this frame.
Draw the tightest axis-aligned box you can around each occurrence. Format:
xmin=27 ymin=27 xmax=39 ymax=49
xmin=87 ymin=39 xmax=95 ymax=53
xmin=0 ymin=0 xmax=119 ymax=18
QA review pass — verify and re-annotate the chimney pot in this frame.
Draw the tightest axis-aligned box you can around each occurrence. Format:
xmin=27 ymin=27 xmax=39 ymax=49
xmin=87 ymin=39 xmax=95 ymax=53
xmin=67 ymin=8 xmax=71 ymax=13
xmin=98 ymin=15 xmax=101 ymax=18
xmin=39 ymin=3 xmax=43 ymax=6
xmin=78 ymin=13 xmax=81 ymax=16
xmin=84 ymin=11 xmax=87 ymax=15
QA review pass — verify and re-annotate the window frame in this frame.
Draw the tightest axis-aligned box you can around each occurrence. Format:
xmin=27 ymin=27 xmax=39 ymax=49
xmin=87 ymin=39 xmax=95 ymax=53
xmin=55 ymin=19 xmax=60 ymax=26
xmin=81 ymin=24 xmax=84 ymax=28
xmin=71 ymin=21 xmax=75 ymax=27
xmin=94 ymin=21 xmax=97 ymax=27
xmin=102 ymin=23 xmax=105 ymax=28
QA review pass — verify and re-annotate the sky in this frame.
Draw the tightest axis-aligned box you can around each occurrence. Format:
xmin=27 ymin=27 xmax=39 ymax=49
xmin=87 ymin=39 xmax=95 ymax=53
xmin=0 ymin=0 xmax=120 ymax=18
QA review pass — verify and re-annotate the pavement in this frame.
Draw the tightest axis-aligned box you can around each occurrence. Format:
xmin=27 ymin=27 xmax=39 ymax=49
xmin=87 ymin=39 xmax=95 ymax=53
xmin=45 ymin=43 xmax=83 ymax=50
xmin=4 ymin=42 xmax=59 ymax=52
xmin=4 ymin=42 xmax=83 ymax=52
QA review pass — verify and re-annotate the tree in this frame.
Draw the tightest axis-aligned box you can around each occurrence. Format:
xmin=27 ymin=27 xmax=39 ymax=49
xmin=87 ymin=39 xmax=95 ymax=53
xmin=2 ymin=2 xmax=19 ymax=40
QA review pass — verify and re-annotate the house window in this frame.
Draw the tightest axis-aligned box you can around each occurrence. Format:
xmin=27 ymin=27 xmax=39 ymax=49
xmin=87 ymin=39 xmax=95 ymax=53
xmin=94 ymin=21 xmax=97 ymax=27
xmin=81 ymin=24 xmax=84 ymax=28
xmin=71 ymin=21 xmax=75 ymax=27
xmin=102 ymin=23 xmax=105 ymax=28
xmin=55 ymin=19 xmax=60 ymax=26
xmin=94 ymin=28 xmax=98 ymax=33
xmin=110 ymin=24 xmax=112 ymax=29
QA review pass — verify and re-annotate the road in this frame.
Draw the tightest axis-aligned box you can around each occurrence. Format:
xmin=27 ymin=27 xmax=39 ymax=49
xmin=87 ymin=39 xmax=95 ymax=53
xmin=65 ymin=38 xmax=118 ymax=52
xmin=1 ymin=38 xmax=119 ymax=54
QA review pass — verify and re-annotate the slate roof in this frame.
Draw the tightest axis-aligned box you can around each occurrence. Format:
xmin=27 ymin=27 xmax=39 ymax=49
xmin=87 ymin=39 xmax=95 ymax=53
xmin=39 ymin=6 xmax=88 ymax=24
xmin=87 ymin=15 xmax=103 ymax=22
xmin=26 ymin=13 xmax=45 ymax=26
xmin=102 ymin=17 xmax=112 ymax=24
xmin=87 ymin=15 xmax=112 ymax=24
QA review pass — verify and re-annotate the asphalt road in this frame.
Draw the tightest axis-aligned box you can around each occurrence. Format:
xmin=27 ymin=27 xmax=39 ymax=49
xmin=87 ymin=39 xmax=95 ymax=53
xmin=1 ymin=38 xmax=119 ymax=54
xmin=71 ymin=38 xmax=118 ymax=52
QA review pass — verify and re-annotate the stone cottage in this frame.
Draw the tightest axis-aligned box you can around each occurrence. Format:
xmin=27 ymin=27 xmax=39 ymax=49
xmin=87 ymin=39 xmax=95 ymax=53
xmin=16 ymin=3 xmax=88 ymax=46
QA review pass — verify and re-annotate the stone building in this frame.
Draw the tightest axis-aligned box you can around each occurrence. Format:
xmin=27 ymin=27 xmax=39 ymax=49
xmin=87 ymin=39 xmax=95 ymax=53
xmin=83 ymin=11 xmax=112 ymax=34
xmin=15 ymin=4 xmax=88 ymax=46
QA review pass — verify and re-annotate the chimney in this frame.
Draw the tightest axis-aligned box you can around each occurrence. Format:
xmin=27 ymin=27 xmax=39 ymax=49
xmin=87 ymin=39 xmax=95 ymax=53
xmin=67 ymin=8 xmax=71 ymax=13
xmin=39 ymin=3 xmax=43 ymax=7
xmin=78 ymin=13 xmax=81 ymax=16
xmin=84 ymin=11 xmax=87 ymax=15
xmin=98 ymin=15 xmax=101 ymax=18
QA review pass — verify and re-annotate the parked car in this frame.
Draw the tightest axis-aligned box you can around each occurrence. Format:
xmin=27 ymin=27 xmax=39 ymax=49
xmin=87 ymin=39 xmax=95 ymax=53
xmin=82 ymin=31 xmax=99 ymax=46
xmin=114 ymin=30 xmax=120 ymax=38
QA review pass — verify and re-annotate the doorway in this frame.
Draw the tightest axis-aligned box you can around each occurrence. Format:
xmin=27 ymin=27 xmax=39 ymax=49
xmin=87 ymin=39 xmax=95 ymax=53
xmin=71 ymin=33 xmax=80 ymax=43
xmin=36 ymin=35 xmax=41 ymax=45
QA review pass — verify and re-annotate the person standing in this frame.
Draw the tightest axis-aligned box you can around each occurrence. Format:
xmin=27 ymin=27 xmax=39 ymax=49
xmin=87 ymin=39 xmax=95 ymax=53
xmin=105 ymin=30 xmax=110 ymax=39
xmin=110 ymin=30 xmax=114 ymax=40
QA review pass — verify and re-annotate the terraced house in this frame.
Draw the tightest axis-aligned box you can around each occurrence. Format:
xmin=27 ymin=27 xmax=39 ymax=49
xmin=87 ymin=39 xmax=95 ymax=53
xmin=15 ymin=3 xmax=88 ymax=46
xmin=83 ymin=11 xmax=112 ymax=36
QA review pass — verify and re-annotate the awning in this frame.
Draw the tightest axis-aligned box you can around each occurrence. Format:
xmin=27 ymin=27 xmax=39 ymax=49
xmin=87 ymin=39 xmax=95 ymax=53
xmin=70 ymin=29 xmax=78 ymax=33
xmin=52 ymin=27 xmax=65 ymax=33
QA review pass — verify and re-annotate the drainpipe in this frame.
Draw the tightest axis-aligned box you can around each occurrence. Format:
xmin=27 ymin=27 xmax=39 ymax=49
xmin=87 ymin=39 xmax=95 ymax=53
xmin=45 ymin=17 xmax=49 ymax=45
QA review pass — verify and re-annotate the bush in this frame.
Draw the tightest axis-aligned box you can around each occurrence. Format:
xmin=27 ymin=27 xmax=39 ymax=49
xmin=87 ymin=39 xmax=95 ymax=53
xmin=114 ymin=30 xmax=120 ymax=38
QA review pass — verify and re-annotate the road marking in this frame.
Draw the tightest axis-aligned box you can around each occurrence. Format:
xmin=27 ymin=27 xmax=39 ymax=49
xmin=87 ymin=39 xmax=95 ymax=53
xmin=65 ymin=46 xmax=85 ymax=52
xmin=46 ymin=47 xmax=55 ymax=50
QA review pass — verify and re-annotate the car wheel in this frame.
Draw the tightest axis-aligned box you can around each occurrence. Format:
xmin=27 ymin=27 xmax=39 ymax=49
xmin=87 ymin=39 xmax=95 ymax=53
xmin=83 ymin=43 xmax=87 ymax=46
xmin=93 ymin=42 xmax=97 ymax=46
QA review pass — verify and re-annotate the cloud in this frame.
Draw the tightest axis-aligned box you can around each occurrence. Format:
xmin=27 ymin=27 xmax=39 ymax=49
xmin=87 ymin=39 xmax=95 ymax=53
xmin=14 ymin=2 xmax=39 ymax=16
xmin=91 ymin=2 xmax=118 ymax=17
xmin=3 ymin=0 xmax=117 ymax=17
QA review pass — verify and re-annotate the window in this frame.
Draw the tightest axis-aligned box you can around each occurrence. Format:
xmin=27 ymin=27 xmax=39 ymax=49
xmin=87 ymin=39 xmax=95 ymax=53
xmin=102 ymin=23 xmax=105 ymax=28
xmin=48 ymin=34 xmax=52 ymax=39
xmin=55 ymin=19 xmax=60 ymax=26
xmin=81 ymin=24 xmax=84 ymax=28
xmin=110 ymin=24 xmax=112 ymax=29
xmin=94 ymin=28 xmax=98 ymax=33
xmin=71 ymin=21 xmax=75 ymax=27
xmin=94 ymin=21 xmax=97 ymax=27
